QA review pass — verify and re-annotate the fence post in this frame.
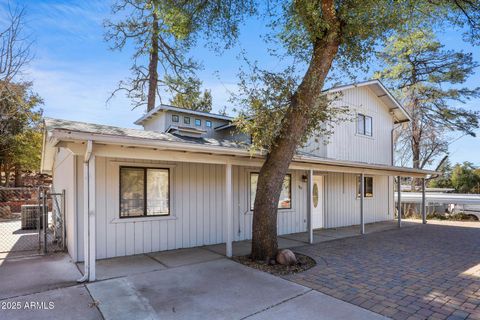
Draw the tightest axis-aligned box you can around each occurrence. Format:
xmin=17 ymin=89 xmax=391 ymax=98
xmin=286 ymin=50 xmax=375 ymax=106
xmin=62 ymin=189 xmax=66 ymax=251
xmin=37 ymin=186 xmax=41 ymax=252
xmin=43 ymin=189 xmax=47 ymax=254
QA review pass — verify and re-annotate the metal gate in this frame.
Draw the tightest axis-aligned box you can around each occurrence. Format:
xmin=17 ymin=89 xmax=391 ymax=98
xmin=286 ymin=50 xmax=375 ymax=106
xmin=0 ymin=187 xmax=65 ymax=259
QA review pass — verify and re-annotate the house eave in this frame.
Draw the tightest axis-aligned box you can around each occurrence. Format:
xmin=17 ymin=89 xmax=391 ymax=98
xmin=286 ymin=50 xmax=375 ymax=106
xmin=44 ymin=128 xmax=436 ymax=178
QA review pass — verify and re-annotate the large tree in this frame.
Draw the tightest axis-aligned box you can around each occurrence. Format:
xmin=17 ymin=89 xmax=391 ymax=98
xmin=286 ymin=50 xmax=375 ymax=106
xmin=0 ymin=5 xmax=41 ymax=187
xmin=169 ymin=78 xmax=212 ymax=112
xmin=105 ymin=0 xmax=253 ymax=111
xmin=0 ymin=81 xmax=43 ymax=186
xmin=375 ymin=30 xmax=480 ymax=175
xmin=244 ymin=1 xmax=479 ymax=260
xmin=108 ymin=0 xmax=480 ymax=260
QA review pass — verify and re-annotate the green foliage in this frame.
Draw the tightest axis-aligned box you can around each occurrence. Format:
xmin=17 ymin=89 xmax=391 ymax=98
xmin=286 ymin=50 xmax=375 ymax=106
xmin=232 ymin=63 xmax=350 ymax=152
xmin=375 ymin=29 xmax=479 ymax=169
xmin=105 ymin=0 xmax=255 ymax=109
xmin=451 ymin=162 xmax=480 ymax=193
xmin=428 ymin=160 xmax=454 ymax=189
xmin=0 ymin=81 xmax=43 ymax=177
xmin=169 ymin=78 xmax=212 ymax=112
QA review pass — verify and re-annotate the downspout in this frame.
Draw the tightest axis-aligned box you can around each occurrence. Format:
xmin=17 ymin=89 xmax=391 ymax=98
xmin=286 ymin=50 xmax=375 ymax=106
xmin=77 ymin=140 xmax=93 ymax=283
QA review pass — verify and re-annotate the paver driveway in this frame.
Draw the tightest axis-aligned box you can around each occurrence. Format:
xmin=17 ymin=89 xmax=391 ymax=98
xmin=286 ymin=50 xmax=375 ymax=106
xmin=285 ymin=221 xmax=480 ymax=320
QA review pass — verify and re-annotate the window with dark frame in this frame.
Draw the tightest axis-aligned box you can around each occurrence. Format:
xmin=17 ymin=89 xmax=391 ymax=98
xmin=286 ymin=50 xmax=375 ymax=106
xmin=357 ymin=113 xmax=372 ymax=136
xmin=120 ymin=167 xmax=170 ymax=218
xmin=184 ymin=116 xmax=190 ymax=124
xmin=356 ymin=176 xmax=373 ymax=198
xmin=172 ymin=114 xmax=179 ymax=123
xmin=250 ymin=173 xmax=292 ymax=210
xmin=195 ymin=119 xmax=201 ymax=126
xmin=206 ymin=120 xmax=212 ymax=128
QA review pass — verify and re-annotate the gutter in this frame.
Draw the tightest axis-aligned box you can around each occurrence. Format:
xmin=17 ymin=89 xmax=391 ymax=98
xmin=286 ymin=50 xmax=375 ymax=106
xmin=50 ymin=129 xmax=437 ymax=176
xmin=77 ymin=140 xmax=93 ymax=283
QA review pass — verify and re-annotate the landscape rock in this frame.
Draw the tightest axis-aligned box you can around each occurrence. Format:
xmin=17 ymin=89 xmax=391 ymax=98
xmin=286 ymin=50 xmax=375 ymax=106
xmin=276 ymin=249 xmax=297 ymax=266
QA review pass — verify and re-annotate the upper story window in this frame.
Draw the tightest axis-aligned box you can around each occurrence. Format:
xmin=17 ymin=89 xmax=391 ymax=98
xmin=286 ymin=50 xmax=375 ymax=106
xmin=195 ymin=119 xmax=201 ymax=126
xmin=172 ymin=115 xmax=179 ymax=123
xmin=250 ymin=173 xmax=291 ymax=210
xmin=120 ymin=167 xmax=170 ymax=218
xmin=206 ymin=120 xmax=212 ymax=128
xmin=357 ymin=114 xmax=372 ymax=136
xmin=356 ymin=176 xmax=373 ymax=198
xmin=184 ymin=116 xmax=190 ymax=124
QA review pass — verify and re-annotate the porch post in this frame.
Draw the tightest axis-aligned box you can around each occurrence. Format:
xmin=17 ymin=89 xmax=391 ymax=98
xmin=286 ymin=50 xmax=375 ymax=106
xmin=88 ymin=155 xmax=96 ymax=281
xmin=82 ymin=161 xmax=90 ymax=280
xmin=307 ymin=170 xmax=314 ymax=244
xmin=360 ymin=173 xmax=365 ymax=235
xmin=225 ymin=163 xmax=233 ymax=257
xmin=397 ymin=176 xmax=401 ymax=228
xmin=421 ymin=177 xmax=426 ymax=224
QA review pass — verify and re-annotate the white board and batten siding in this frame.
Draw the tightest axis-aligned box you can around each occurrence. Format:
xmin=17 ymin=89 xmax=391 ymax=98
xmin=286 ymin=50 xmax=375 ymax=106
xmin=51 ymin=148 xmax=77 ymax=260
xmin=302 ymin=86 xmax=394 ymax=166
xmin=232 ymin=167 xmax=308 ymax=241
xmin=71 ymin=157 xmax=310 ymax=261
xmin=56 ymin=154 xmax=396 ymax=261
xmin=323 ymin=173 xmax=394 ymax=228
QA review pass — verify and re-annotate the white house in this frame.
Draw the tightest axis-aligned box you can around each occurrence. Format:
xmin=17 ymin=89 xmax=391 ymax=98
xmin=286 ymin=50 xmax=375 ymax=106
xmin=41 ymin=79 xmax=434 ymax=281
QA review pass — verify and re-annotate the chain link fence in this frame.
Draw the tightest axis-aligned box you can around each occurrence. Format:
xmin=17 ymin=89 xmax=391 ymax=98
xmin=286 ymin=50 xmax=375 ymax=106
xmin=0 ymin=187 xmax=64 ymax=259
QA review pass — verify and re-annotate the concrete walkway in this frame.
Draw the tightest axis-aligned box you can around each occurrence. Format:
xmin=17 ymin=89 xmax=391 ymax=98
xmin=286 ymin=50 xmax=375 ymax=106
xmin=205 ymin=220 xmax=417 ymax=257
xmin=0 ymin=247 xmax=387 ymax=320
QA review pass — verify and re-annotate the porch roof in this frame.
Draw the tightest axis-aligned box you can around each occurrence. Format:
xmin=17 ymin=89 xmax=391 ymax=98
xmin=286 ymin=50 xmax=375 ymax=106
xmin=41 ymin=118 xmax=436 ymax=178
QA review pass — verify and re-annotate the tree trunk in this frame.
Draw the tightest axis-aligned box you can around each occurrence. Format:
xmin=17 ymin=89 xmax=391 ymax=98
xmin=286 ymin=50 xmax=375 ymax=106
xmin=251 ymin=9 xmax=340 ymax=260
xmin=14 ymin=167 xmax=22 ymax=187
xmin=410 ymin=93 xmax=421 ymax=190
xmin=147 ymin=7 xmax=159 ymax=112
xmin=4 ymin=167 xmax=10 ymax=187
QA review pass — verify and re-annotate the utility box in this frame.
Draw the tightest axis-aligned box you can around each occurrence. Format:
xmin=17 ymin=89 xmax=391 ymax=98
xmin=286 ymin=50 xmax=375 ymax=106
xmin=21 ymin=205 xmax=43 ymax=230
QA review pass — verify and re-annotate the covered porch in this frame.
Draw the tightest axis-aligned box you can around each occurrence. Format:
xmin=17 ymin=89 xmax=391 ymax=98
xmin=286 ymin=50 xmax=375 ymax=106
xmin=43 ymin=124 xmax=435 ymax=282
xmin=206 ymin=220 xmax=419 ymax=257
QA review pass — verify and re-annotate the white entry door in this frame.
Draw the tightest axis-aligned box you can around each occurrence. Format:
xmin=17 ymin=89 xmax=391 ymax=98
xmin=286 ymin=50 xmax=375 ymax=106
xmin=312 ymin=176 xmax=324 ymax=229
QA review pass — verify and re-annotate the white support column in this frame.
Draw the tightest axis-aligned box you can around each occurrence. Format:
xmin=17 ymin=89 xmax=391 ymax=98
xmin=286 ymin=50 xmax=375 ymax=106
xmin=88 ymin=155 xmax=96 ymax=281
xmin=421 ymin=177 xmax=426 ymax=224
xmin=360 ymin=173 xmax=365 ymax=235
xmin=307 ymin=170 xmax=314 ymax=244
xmin=225 ymin=163 xmax=233 ymax=257
xmin=80 ymin=161 xmax=90 ymax=282
xmin=397 ymin=176 xmax=402 ymax=228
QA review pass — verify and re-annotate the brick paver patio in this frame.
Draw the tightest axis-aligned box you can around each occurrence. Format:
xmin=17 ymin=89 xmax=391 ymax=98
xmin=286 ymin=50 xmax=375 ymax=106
xmin=285 ymin=221 xmax=480 ymax=320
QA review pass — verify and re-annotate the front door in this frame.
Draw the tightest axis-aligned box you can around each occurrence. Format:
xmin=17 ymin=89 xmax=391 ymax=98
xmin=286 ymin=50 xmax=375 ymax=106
xmin=312 ymin=176 xmax=324 ymax=229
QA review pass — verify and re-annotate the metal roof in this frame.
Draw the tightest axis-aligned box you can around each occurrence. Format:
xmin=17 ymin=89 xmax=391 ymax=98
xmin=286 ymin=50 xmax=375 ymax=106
xmin=135 ymin=79 xmax=411 ymax=126
xmin=42 ymin=118 xmax=435 ymax=178
xmin=396 ymin=192 xmax=480 ymax=205
xmin=44 ymin=118 xmax=245 ymax=149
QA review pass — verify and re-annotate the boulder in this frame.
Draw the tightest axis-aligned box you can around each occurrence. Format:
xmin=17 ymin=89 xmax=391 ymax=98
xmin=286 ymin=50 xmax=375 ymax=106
xmin=276 ymin=249 xmax=297 ymax=266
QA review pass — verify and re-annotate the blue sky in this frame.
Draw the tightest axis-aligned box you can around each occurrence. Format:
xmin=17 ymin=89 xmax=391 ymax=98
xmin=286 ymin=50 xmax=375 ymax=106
xmin=2 ymin=0 xmax=480 ymax=167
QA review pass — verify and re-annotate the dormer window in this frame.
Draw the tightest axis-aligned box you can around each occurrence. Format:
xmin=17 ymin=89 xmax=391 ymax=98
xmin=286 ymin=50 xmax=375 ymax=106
xmin=357 ymin=114 xmax=372 ymax=136
xmin=195 ymin=119 xmax=201 ymax=126
xmin=172 ymin=115 xmax=179 ymax=123
xmin=184 ymin=116 xmax=190 ymax=124
xmin=206 ymin=120 xmax=212 ymax=128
